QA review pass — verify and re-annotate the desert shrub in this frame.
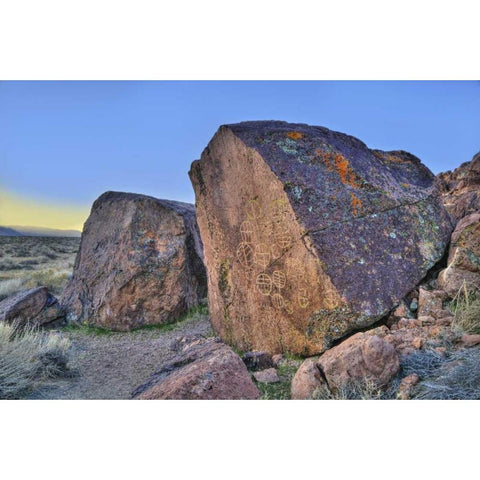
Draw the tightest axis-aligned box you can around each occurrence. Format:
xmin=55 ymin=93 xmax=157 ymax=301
xmin=312 ymin=378 xmax=401 ymax=400
xmin=401 ymin=349 xmax=447 ymax=379
xmin=0 ymin=322 xmax=71 ymax=399
xmin=0 ymin=278 xmax=25 ymax=301
xmin=414 ymin=348 xmax=480 ymax=400
xmin=451 ymin=298 xmax=480 ymax=335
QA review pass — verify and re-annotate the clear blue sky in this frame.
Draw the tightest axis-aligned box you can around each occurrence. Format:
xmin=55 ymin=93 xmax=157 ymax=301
xmin=1 ymin=81 xmax=479 ymax=209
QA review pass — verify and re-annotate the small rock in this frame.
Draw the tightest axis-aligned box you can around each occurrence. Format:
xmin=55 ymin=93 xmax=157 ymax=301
xmin=410 ymin=299 xmax=418 ymax=311
xmin=418 ymin=315 xmax=435 ymax=326
xmin=397 ymin=373 xmax=420 ymax=400
xmin=436 ymin=316 xmax=453 ymax=326
xmin=418 ymin=288 xmax=447 ymax=317
xmin=435 ymin=347 xmax=447 ymax=356
xmin=460 ymin=334 xmax=480 ymax=347
xmin=242 ymin=351 xmax=274 ymax=371
xmin=272 ymin=354 xmax=284 ymax=367
xmin=412 ymin=337 xmax=424 ymax=349
xmin=253 ymin=368 xmax=280 ymax=383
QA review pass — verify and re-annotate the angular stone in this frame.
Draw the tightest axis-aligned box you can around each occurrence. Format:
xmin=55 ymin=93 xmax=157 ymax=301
xmin=132 ymin=336 xmax=260 ymax=399
xmin=317 ymin=333 xmax=400 ymax=392
xmin=242 ymin=351 xmax=274 ymax=371
xmin=190 ymin=121 xmax=453 ymax=355
xmin=437 ymin=213 xmax=480 ymax=296
xmin=0 ymin=287 xmax=64 ymax=327
xmin=418 ymin=288 xmax=447 ymax=317
xmin=253 ymin=368 xmax=280 ymax=383
xmin=437 ymin=152 xmax=480 ymax=223
xmin=61 ymin=191 xmax=207 ymax=330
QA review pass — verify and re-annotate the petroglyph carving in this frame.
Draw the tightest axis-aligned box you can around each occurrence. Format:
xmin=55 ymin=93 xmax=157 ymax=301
xmin=271 ymin=293 xmax=286 ymax=310
xmin=256 ymin=273 xmax=272 ymax=296
xmin=237 ymin=242 xmax=254 ymax=268
xmin=254 ymin=243 xmax=271 ymax=268
xmin=272 ymin=270 xmax=286 ymax=289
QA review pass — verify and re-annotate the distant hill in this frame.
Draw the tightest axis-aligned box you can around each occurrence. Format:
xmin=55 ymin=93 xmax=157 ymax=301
xmin=1 ymin=225 xmax=81 ymax=237
xmin=0 ymin=226 xmax=24 ymax=236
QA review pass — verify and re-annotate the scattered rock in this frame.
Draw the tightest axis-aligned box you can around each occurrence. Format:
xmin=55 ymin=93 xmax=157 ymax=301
xmin=272 ymin=354 xmax=284 ymax=367
xmin=317 ymin=333 xmax=400 ymax=393
xmin=61 ymin=191 xmax=207 ymax=330
xmin=412 ymin=337 xmax=424 ymax=349
xmin=253 ymin=368 xmax=280 ymax=383
xmin=242 ymin=351 xmax=274 ymax=371
xmin=418 ymin=288 xmax=447 ymax=317
xmin=132 ymin=336 xmax=260 ymax=399
xmin=397 ymin=373 xmax=419 ymax=400
xmin=190 ymin=121 xmax=452 ymax=355
xmin=460 ymin=334 xmax=480 ymax=347
xmin=291 ymin=357 xmax=324 ymax=400
xmin=0 ymin=287 xmax=64 ymax=327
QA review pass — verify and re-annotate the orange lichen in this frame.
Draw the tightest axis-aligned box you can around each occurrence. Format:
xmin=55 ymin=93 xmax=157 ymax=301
xmin=314 ymin=149 xmax=360 ymax=188
xmin=387 ymin=154 xmax=405 ymax=163
xmin=401 ymin=182 xmax=410 ymax=188
xmin=286 ymin=131 xmax=304 ymax=140
xmin=350 ymin=192 xmax=362 ymax=216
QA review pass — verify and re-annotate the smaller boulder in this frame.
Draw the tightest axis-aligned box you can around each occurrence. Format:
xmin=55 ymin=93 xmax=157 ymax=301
xmin=317 ymin=333 xmax=400 ymax=393
xmin=253 ymin=368 xmax=280 ymax=383
xmin=0 ymin=287 xmax=64 ymax=328
xmin=397 ymin=373 xmax=419 ymax=400
xmin=460 ymin=334 xmax=480 ymax=348
xmin=291 ymin=357 xmax=325 ymax=400
xmin=132 ymin=336 xmax=260 ymax=400
xmin=242 ymin=351 xmax=274 ymax=371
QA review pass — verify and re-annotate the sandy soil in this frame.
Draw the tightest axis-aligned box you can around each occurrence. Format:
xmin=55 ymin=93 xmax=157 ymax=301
xmin=28 ymin=314 xmax=213 ymax=400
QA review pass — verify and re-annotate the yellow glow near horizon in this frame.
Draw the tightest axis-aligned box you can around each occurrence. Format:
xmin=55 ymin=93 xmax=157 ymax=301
xmin=0 ymin=189 xmax=89 ymax=231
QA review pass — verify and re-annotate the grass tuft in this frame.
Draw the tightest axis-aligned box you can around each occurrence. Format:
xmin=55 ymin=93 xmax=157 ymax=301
xmin=0 ymin=322 xmax=71 ymax=399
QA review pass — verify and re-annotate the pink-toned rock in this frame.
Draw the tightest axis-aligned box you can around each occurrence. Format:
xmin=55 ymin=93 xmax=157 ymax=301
xmin=132 ymin=337 xmax=260 ymax=400
xmin=418 ymin=315 xmax=435 ymax=325
xmin=412 ymin=337 xmax=424 ymax=349
xmin=436 ymin=316 xmax=453 ymax=326
xmin=291 ymin=357 xmax=324 ymax=400
xmin=253 ymin=368 xmax=280 ymax=383
xmin=437 ymin=213 xmax=480 ymax=297
xmin=0 ymin=287 xmax=64 ymax=327
xmin=418 ymin=288 xmax=446 ymax=317
xmin=272 ymin=354 xmax=284 ymax=367
xmin=397 ymin=373 xmax=419 ymax=400
xmin=460 ymin=334 xmax=480 ymax=347
xmin=61 ymin=191 xmax=207 ymax=331
xmin=317 ymin=333 xmax=400 ymax=393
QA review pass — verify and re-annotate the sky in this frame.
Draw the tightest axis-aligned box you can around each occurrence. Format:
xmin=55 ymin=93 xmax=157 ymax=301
xmin=1 ymin=81 xmax=479 ymax=231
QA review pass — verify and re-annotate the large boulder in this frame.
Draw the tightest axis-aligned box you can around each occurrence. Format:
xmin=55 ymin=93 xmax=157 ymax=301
xmin=0 ymin=287 xmax=64 ymax=328
xmin=132 ymin=336 xmax=260 ymax=399
xmin=437 ymin=152 xmax=480 ymax=223
xmin=61 ymin=191 xmax=207 ymax=330
xmin=437 ymin=213 xmax=480 ymax=296
xmin=189 ymin=121 xmax=453 ymax=355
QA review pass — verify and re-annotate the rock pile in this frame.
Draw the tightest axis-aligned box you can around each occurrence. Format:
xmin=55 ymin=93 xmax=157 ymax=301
xmin=189 ymin=121 xmax=453 ymax=355
xmin=61 ymin=191 xmax=207 ymax=330
xmin=0 ymin=287 xmax=64 ymax=328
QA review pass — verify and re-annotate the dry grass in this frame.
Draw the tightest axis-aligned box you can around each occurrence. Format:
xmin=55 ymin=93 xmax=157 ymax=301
xmin=0 ymin=322 xmax=71 ymax=399
xmin=0 ymin=236 xmax=79 ymax=300
xmin=450 ymin=282 xmax=480 ymax=335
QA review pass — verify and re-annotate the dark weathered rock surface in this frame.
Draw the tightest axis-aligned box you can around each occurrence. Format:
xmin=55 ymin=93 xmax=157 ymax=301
xmin=189 ymin=121 xmax=453 ymax=355
xmin=242 ymin=351 xmax=274 ymax=371
xmin=0 ymin=287 xmax=63 ymax=327
xmin=437 ymin=212 xmax=480 ymax=296
xmin=61 ymin=191 xmax=207 ymax=330
xmin=437 ymin=152 xmax=480 ymax=223
xmin=132 ymin=336 xmax=260 ymax=399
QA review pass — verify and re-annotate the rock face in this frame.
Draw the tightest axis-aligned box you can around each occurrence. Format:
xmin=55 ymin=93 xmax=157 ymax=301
xmin=437 ymin=213 xmax=480 ymax=296
xmin=291 ymin=357 xmax=324 ymax=400
xmin=61 ymin=191 xmax=207 ymax=330
xmin=437 ymin=152 xmax=480 ymax=223
xmin=317 ymin=333 xmax=400 ymax=393
xmin=132 ymin=336 xmax=260 ymax=399
xmin=0 ymin=287 xmax=64 ymax=327
xmin=189 ymin=121 xmax=453 ymax=355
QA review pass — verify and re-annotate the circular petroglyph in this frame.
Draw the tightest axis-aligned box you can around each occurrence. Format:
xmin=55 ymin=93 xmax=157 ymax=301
xmin=236 ymin=242 xmax=254 ymax=268
xmin=246 ymin=199 xmax=262 ymax=220
xmin=272 ymin=270 xmax=286 ymax=289
xmin=256 ymin=273 xmax=273 ymax=296
xmin=298 ymin=288 xmax=309 ymax=308
xmin=254 ymin=243 xmax=271 ymax=268
xmin=271 ymin=293 xmax=285 ymax=310
xmin=240 ymin=220 xmax=255 ymax=243
xmin=284 ymin=298 xmax=294 ymax=315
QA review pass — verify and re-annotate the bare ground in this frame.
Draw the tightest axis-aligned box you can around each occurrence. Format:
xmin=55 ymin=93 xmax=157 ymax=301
xmin=27 ymin=313 xmax=213 ymax=400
